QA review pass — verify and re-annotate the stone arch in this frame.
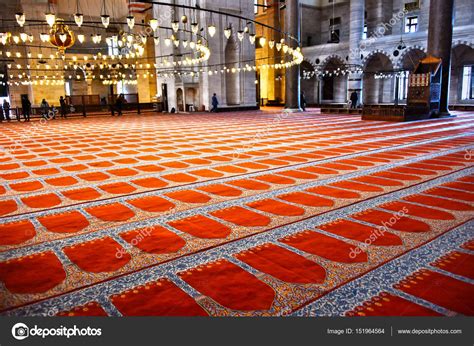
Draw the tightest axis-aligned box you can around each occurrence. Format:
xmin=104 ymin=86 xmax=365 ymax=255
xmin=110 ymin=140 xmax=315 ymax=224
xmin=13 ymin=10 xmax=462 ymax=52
xmin=395 ymin=46 xmax=427 ymax=70
xmin=362 ymin=49 xmax=395 ymax=70
xmin=363 ymin=52 xmax=395 ymax=104
xmin=450 ymin=43 xmax=474 ymax=104
xmin=319 ymin=56 xmax=347 ymax=103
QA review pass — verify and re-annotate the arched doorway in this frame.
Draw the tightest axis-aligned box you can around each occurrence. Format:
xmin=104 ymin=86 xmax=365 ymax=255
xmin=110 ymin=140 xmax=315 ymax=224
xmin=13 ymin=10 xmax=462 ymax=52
xmin=225 ymin=34 xmax=240 ymax=105
xmin=450 ymin=44 xmax=474 ymax=104
xmin=176 ymin=88 xmax=184 ymax=112
xmin=363 ymin=53 xmax=395 ymax=104
xmin=301 ymin=61 xmax=317 ymax=105
xmin=319 ymin=56 xmax=347 ymax=104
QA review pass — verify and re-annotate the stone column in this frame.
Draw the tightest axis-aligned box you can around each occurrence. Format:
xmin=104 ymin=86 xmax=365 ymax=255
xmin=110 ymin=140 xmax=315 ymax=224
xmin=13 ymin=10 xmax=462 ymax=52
xmin=347 ymin=0 xmax=365 ymax=103
xmin=284 ymin=0 xmax=301 ymax=111
xmin=427 ymin=0 xmax=455 ymax=116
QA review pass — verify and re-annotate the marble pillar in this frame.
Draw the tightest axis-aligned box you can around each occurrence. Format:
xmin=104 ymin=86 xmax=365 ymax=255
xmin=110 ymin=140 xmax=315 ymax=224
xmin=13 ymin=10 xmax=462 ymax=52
xmin=284 ymin=0 xmax=301 ymax=111
xmin=347 ymin=0 xmax=365 ymax=104
xmin=427 ymin=0 xmax=455 ymax=116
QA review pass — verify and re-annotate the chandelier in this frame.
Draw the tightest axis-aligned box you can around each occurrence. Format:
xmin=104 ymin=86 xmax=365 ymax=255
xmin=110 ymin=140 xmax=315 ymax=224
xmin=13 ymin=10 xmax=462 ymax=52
xmin=49 ymin=19 xmax=75 ymax=54
xmin=0 ymin=0 xmax=304 ymax=86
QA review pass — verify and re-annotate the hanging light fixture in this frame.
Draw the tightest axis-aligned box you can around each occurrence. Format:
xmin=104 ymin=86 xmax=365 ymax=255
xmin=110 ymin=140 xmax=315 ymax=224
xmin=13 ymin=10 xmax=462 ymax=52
xmin=207 ymin=13 xmax=216 ymax=37
xmin=45 ymin=12 xmax=56 ymax=27
xmin=100 ymin=0 xmax=110 ymax=28
xmin=101 ymin=15 xmax=110 ymax=28
xmin=268 ymin=40 xmax=275 ymax=49
xmin=15 ymin=12 xmax=26 ymax=27
xmin=259 ymin=36 xmax=266 ymax=47
xmin=164 ymin=38 xmax=171 ymax=47
xmin=74 ymin=0 xmax=83 ymax=27
xmin=149 ymin=18 xmax=159 ymax=31
xmin=249 ymin=33 xmax=256 ymax=45
xmin=77 ymin=33 xmax=85 ymax=43
xmin=208 ymin=24 xmax=216 ymax=37
xmin=237 ymin=30 xmax=244 ymax=41
xmin=191 ymin=22 xmax=199 ymax=34
xmin=20 ymin=32 xmax=28 ymax=42
xmin=224 ymin=27 xmax=232 ymax=39
xmin=154 ymin=37 xmax=160 ymax=45
xmin=182 ymin=39 xmax=188 ymax=48
xmin=40 ymin=33 xmax=50 ymax=42
xmin=172 ymin=20 xmax=180 ymax=32
xmin=127 ymin=15 xmax=135 ymax=29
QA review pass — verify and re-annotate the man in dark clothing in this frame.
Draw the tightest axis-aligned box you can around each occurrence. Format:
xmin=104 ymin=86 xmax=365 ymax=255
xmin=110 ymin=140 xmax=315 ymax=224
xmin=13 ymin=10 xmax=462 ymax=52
xmin=211 ymin=93 xmax=219 ymax=112
xmin=350 ymin=91 xmax=359 ymax=109
xmin=3 ymin=100 xmax=10 ymax=121
xmin=21 ymin=96 xmax=31 ymax=122
xmin=59 ymin=96 xmax=67 ymax=118
xmin=0 ymin=103 xmax=4 ymax=122
xmin=301 ymin=91 xmax=307 ymax=111
xmin=115 ymin=94 xmax=125 ymax=116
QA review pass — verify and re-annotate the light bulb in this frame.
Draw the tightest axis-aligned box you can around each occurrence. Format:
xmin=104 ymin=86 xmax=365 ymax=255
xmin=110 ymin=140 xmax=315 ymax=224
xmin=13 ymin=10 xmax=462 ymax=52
xmin=224 ymin=27 xmax=232 ymax=39
xmin=59 ymin=33 xmax=67 ymax=43
xmin=237 ymin=30 xmax=244 ymax=41
xmin=249 ymin=34 xmax=256 ymax=45
xmin=101 ymin=15 xmax=110 ymax=28
xmin=259 ymin=37 xmax=266 ymax=47
xmin=127 ymin=15 xmax=135 ymax=29
xmin=276 ymin=42 xmax=282 ymax=51
xmin=77 ymin=34 xmax=85 ymax=43
xmin=13 ymin=36 xmax=20 ymax=44
xmin=141 ymin=36 xmax=147 ymax=44
xmin=191 ymin=23 xmax=199 ymax=34
xmin=182 ymin=39 xmax=188 ymax=48
xmin=20 ymin=32 xmax=28 ymax=42
xmin=172 ymin=20 xmax=179 ymax=32
xmin=164 ymin=38 xmax=171 ymax=47
xmin=208 ymin=24 xmax=216 ymax=37
xmin=282 ymin=44 xmax=289 ymax=53
xmin=16 ymin=12 xmax=26 ymax=27
xmin=154 ymin=37 xmax=160 ymax=45
xmin=74 ymin=13 xmax=83 ymax=27
xmin=28 ymin=34 xmax=34 ymax=43
xmin=149 ymin=18 xmax=158 ymax=31
xmin=95 ymin=34 xmax=102 ymax=43
xmin=268 ymin=40 xmax=275 ymax=49
xmin=45 ymin=12 xmax=55 ymax=27
xmin=174 ymin=39 xmax=179 ymax=47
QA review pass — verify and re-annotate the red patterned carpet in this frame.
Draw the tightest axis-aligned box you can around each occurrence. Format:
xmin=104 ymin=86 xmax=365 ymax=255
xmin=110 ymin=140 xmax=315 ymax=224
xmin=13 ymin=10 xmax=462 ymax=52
xmin=0 ymin=110 xmax=473 ymax=317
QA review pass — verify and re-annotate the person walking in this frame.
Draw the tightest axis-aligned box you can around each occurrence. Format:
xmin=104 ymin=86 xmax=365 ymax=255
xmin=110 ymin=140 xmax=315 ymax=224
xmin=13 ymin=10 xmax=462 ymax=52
xmin=115 ymin=94 xmax=125 ymax=116
xmin=211 ymin=93 xmax=219 ymax=113
xmin=21 ymin=95 xmax=31 ymax=122
xmin=59 ymin=96 xmax=67 ymax=118
xmin=3 ymin=100 xmax=11 ymax=121
xmin=301 ymin=91 xmax=307 ymax=111
xmin=350 ymin=91 xmax=359 ymax=109
xmin=40 ymin=99 xmax=50 ymax=119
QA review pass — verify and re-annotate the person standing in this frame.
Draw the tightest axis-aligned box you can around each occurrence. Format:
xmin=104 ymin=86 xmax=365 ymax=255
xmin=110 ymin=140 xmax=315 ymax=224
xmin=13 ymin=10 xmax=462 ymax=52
xmin=3 ymin=100 xmax=10 ymax=121
xmin=211 ymin=93 xmax=219 ymax=112
xmin=350 ymin=91 xmax=359 ymax=109
xmin=59 ymin=96 xmax=67 ymax=118
xmin=40 ymin=99 xmax=50 ymax=119
xmin=301 ymin=91 xmax=307 ymax=111
xmin=0 ymin=102 xmax=4 ymax=122
xmin=21 ymin=95 xmax=31 ymax=122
